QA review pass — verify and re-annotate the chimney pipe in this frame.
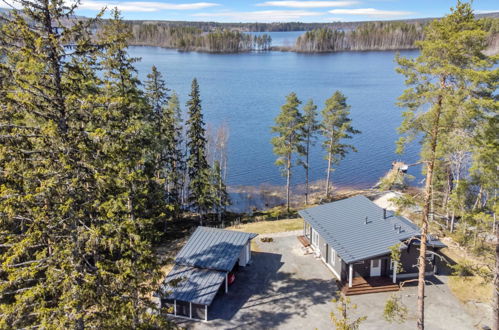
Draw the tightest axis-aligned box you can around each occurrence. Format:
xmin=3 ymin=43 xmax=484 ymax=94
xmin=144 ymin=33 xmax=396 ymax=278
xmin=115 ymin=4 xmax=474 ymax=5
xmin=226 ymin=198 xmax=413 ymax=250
xmin=365 ymin=217 xmax=368 ymax=224
xmin=383 ymin=208 xmax=387 ymax=219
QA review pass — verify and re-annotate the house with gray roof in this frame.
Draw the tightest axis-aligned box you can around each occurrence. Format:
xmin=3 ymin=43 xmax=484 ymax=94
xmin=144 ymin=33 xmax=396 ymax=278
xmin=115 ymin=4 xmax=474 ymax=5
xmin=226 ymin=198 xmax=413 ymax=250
xmin=299 ymin=195 xmax=445 ymax=293
xmin=158 ymin=226 xmax=257 ymax=321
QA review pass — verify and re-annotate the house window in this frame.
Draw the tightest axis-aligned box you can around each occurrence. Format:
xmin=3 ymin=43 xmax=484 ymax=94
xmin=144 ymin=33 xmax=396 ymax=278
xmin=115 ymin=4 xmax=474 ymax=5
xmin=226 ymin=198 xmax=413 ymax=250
xmin=372 ymin=259 xmax=379 ymax=268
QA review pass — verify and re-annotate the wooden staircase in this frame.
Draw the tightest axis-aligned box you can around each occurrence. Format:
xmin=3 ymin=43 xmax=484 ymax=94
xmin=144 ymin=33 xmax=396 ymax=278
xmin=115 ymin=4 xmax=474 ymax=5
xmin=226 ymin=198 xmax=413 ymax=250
xmin=341 ymin=276 xmax=400 ymax=296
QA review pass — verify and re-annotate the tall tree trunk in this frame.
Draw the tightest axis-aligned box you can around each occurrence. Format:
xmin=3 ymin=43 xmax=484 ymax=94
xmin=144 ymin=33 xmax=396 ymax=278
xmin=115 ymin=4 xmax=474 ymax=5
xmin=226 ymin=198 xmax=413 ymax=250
xmin=325 ymin=140 xmax=333 ymax=198
xmin=286 ymin=154 xmax=291 ymax=214
xmin=305 ymin=136 xmax=310 ymax=205
xmin=417 ymin=83 xmax=444 ymax=330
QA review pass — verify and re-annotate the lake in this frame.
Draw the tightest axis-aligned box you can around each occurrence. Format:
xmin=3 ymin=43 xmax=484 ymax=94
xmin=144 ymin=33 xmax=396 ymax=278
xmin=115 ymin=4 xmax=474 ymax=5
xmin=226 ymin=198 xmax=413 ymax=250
xmin=246 ymin=31 xmax=305 ymax=47
xmin=130 ymin=45 xmax=422 ymax=192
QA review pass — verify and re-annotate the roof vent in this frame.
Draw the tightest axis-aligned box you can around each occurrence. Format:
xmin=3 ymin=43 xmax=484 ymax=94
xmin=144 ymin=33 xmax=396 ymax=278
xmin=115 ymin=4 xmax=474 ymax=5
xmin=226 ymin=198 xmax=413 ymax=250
xmin=365 ymin=217 xmax=371 ymax=224
xmin=383 ymin=208 xmax=387 ymax=219
xmin=393 ymin=224 xmax=404 ymax=233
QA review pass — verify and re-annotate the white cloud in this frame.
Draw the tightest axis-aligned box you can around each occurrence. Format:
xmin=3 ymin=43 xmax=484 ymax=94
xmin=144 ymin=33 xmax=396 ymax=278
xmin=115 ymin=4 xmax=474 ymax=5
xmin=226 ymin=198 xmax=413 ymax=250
xmin=0 ymin=1 xmax=22 ymax=9
xmin=256 ymin=1 xmax=359 ymax=8
xmin=329 ymin=8 xmax=413 ymax=18
xmin=79 ymin=1 xmax=220 ymax=12
xmin=192 ymin=10 xmax=323 ymax=22
xmin=475 ymin=9 xmax=499 ymax=14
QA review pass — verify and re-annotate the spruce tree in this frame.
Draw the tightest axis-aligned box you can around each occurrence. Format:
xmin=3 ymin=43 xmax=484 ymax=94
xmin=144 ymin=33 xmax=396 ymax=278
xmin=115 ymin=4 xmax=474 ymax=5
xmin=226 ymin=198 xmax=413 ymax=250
xmin=395 ymin=2 xmax=497 ymax=328
xmin=321 ymin=91 xmax=359 ymax=198
xmin=186 ymin=78 xmax=212 ymax=221
xmin=0 ymin=2 xmax=104 ymax=327
xmin=0 ymin=4 xmax=168 ymax=328
xmin=301 ymin=99 xmax=319 ymax=205
xmin=163 ymin=93 xmax=185 ymax=214
xmin=271 ymin=92 xmax=304 ymax=214
xmin=145 ymin=67 xmax=184 ymax=225
xmin=145 ymin=65 xmax=170 ymax=115
xmin=94 ymin=11 xmax=168 ymax=327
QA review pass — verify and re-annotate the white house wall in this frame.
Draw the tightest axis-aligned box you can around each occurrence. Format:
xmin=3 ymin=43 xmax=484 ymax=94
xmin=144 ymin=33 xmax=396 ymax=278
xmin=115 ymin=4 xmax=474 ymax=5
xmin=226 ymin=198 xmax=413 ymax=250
xmin=238 ymin=241 xmax=250 ymax=266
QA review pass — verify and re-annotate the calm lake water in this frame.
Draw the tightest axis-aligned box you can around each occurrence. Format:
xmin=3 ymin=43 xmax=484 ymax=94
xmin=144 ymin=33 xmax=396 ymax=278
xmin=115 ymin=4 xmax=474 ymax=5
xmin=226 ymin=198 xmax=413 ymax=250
xmin=130 ymin=45 xmax=422 ymax=190
xmin=246 ymin=31 xmax=305 ymax=47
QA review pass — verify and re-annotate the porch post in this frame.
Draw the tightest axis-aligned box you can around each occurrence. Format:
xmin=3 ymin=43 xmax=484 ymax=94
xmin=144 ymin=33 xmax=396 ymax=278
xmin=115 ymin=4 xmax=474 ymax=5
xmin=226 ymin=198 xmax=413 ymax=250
xmin=189 ymin=302 xmax=192 ymax=319
xmin=225 ymin=273 xmax=229 ymax=293
xmin=348 ymin=264 xmax=353 ymax=288
xmin=174 ymin=300 xmax=177 ymax=316
xmin=205 ymin=305 xmax=208 ymax=321
xmin=393 ymin=261 xmax=397 ymax=284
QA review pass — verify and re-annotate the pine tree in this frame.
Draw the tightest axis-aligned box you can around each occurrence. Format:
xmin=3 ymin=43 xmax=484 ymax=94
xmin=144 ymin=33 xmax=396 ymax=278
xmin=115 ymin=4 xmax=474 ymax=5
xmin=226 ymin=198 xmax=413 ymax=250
xmin=301 ymin=99 xmax=319 ymax=205
xmin=395 ymin=2 xmax=496 ymax=328
xmin=186 ymin=78 xmax=212 ymax=222
xmin=321 ymin=91 xmax=359 ymax=198
xmin=271 ymin=92 xmax=304 ymax=214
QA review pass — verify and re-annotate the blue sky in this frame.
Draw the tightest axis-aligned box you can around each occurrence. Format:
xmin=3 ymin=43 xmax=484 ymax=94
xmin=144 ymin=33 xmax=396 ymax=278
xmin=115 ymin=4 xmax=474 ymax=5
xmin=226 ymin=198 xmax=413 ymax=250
xmin=2 ymin=0 xmax=498 ymax=22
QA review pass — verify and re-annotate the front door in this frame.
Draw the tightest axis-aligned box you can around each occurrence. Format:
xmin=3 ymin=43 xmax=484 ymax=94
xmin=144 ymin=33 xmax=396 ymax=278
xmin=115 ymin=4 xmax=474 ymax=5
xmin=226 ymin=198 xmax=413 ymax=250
xmin=370 ymin=259 xmax=381 ymax=277
xmin=311 ymin=229 xmax=319 ymax=248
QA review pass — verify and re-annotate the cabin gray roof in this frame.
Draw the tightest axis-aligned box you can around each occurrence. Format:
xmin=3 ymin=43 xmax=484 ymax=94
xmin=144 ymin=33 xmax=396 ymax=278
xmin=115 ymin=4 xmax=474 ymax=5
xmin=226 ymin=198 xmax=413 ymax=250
xmin=160 ymin=265 xmax=225 ymax=306
xmin=299 ymin=195 xmax=422 ymax=264
xmin=175 ymin=226 xmax=257 ymax=272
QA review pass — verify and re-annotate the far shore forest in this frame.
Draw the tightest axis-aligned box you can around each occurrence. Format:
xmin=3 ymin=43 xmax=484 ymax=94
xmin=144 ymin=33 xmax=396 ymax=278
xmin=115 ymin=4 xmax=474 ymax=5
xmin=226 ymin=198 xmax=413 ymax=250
xmin=125 ymin=17 xmax=499 ymax=53
xmin=0 ymin=1 xmax=498 ymax=330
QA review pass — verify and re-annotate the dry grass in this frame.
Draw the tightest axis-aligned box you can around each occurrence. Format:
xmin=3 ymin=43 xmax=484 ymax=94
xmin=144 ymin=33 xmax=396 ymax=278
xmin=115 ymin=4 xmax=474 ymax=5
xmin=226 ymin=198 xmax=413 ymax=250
xmin=440 ymin=245 xmax=493 ymax=304
xmin=448 ymin=275 xmax=492 ymax=304
xmin=228 ymin=218 xmax=304 ymax=235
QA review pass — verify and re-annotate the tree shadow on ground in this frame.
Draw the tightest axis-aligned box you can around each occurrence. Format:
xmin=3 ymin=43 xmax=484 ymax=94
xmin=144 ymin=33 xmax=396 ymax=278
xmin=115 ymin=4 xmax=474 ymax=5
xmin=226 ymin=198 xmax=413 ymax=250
xmin=203 ymin=250 xmax=338 ymax=329
xmin=399 ymin=275 xmax=444 ymax=288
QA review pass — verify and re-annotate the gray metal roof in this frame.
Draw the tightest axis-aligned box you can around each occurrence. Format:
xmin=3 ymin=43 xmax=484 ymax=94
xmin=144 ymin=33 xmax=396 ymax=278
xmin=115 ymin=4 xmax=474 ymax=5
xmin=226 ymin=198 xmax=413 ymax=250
xmin=175 ymin=226 xmax=257 ymax=272
xmin=299 ymin=195 xmax=422 ymax=264
xmin=161 ymin=264 xmax=225 ymax=305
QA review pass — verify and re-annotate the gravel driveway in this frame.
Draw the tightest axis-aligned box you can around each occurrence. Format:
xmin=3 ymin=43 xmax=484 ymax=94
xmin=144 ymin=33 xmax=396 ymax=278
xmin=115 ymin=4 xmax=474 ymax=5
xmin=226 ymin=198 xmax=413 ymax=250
xmin=175 ymin=230 xmax=489 ymax=330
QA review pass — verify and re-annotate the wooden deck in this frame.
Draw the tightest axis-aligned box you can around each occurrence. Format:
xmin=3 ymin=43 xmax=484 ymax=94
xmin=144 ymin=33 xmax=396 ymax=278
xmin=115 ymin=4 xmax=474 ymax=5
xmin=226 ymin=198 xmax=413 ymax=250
xmin=297 ymin=235 xmax=311 ymax=247
xmin=341 ymin=276 xmax=400 ymax=296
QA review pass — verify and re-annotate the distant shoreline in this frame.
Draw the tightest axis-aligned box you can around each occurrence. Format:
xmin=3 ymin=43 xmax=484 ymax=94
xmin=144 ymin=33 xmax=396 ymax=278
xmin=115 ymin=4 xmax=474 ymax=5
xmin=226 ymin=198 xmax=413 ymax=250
xmin=128 ymin=43 xmax=419 ymax=54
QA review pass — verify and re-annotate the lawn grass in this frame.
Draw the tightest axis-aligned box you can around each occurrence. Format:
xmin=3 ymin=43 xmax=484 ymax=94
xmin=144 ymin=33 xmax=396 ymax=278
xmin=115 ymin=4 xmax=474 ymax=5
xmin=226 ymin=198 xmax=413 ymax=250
xmin=228 ymin=218 xmax=303 ymax=235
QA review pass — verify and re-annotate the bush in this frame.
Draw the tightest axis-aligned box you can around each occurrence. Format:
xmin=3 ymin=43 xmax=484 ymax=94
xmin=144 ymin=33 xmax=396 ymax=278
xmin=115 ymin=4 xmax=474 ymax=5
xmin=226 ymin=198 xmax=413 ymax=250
xmin=450 ymin=261 xmax=475 ymax=277
xmin=383 ymin=294 xmax=408 ymax=324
